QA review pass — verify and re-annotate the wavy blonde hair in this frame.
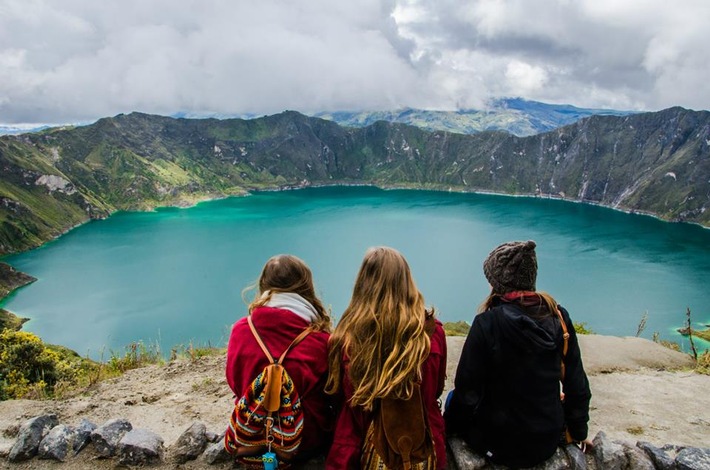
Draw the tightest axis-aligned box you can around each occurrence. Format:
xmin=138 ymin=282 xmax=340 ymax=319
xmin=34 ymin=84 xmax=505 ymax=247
xmin=244 ymin=254 xmax=332 ymax=333
xmin=326 ymin=246 xmax=431 ymax=410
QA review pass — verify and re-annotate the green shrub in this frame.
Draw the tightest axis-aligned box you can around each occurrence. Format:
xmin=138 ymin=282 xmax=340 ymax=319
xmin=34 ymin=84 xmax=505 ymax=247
xmin=0 ymin=329 xmax=78 ymax=399
xmin=573 ymin=322 xmax=594 ymax=335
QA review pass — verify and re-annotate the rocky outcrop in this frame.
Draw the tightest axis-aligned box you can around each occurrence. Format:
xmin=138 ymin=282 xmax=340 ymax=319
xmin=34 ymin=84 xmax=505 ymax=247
xmin=0 ymin=262 xmax=36 ymax=299
xmin=0 ymin=262 xmax=36 ymax=330
xmin=5 ymin=415 xmax=710 ymax=469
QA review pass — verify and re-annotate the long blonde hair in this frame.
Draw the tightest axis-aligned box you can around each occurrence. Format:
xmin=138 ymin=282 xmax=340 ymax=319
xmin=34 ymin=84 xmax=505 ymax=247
xmin=326 ymin=247 xmax=431 ymax=410
xmin=245 ymin=254 xmax=332 ymax=332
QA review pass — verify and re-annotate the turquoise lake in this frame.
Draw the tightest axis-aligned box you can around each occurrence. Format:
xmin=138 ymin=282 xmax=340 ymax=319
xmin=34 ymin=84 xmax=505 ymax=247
xmin=2 ymin=186 xmax=709 ymax=357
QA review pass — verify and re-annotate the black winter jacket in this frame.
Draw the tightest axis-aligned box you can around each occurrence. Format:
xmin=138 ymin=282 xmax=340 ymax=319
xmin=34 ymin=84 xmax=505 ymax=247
xmin=444 ymin=300 xmax=591 ymax=468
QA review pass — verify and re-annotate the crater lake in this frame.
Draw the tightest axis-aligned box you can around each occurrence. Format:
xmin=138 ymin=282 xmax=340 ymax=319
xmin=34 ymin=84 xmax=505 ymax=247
xmin=2 ymin=186 xmax=709 ymax=357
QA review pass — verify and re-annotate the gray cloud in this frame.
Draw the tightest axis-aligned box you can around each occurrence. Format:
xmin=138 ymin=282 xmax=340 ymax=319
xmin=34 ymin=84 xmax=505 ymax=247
xmin=0 ymin=0 xmax=708 ymax=124
xmin=395 ymin=0 xmax=710 ymax=111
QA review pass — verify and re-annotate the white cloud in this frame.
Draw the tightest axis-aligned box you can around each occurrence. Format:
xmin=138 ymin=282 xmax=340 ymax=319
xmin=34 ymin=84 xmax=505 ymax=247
xmin=0 ymin=0 xmax=708 ymax=124
xmin=505 ymin=61 xmax=548 ymax=96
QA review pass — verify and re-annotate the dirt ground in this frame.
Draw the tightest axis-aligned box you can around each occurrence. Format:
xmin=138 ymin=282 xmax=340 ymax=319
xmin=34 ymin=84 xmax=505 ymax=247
xmin=0 ymin=335 xmax=708 ymax=469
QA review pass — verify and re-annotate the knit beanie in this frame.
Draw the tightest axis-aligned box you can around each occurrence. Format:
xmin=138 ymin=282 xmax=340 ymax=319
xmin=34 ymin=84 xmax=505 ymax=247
xmin=483 ymin=240 xmax=538 ymax=294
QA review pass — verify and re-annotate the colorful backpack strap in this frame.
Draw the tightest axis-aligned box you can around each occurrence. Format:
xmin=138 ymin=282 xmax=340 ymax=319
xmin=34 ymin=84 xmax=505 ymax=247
xmin=247 ymin=314 xmax=312 ymax=365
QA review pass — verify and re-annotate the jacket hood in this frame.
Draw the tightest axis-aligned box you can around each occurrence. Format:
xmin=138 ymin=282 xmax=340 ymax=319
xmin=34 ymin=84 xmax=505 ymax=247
xmin=494 ymin=303 xmax=560 ymax=352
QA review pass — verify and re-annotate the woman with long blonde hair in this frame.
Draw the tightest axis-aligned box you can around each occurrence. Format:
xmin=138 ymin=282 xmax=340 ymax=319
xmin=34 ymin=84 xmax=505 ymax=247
xmin=325 ymin=246 xmax=447 ymax=469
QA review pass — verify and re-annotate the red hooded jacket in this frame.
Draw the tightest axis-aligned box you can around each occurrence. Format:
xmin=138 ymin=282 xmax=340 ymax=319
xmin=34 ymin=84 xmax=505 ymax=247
xmin=225 ymin=306 xmax=333 ymax=457
xmin=325 ymin=321 xmax=448 ymax=469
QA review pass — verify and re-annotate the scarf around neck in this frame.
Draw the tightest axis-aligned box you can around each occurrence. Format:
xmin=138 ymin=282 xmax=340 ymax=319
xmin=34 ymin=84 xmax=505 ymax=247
xmin=262 ymin=291 xmax=319 ymax=324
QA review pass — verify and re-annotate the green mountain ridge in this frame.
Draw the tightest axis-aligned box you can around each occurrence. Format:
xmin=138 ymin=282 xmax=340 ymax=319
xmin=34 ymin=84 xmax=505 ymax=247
xmin=1 ymin=107 xmax=709 ymax=257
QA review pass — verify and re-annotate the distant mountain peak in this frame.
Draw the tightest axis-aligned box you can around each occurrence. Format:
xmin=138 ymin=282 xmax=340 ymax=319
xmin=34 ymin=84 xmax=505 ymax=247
xmin=314 ymin=99 xmax=634 ymax=137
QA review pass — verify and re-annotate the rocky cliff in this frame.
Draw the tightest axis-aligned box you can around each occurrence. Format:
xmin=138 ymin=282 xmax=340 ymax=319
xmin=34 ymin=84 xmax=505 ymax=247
xmin=1 ymin=107 xmax=708 ymax=255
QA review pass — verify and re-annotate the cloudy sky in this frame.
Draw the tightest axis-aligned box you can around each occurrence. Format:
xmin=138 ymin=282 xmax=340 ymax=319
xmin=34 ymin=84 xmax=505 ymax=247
xmin=1 ymin=0 xmax=709 ymax=125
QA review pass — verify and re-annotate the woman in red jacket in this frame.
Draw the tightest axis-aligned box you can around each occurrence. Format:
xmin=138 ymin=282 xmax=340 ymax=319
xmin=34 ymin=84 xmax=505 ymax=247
xmin=325 ymin=246 xmax=447 ymax=469
xmin=225 ymin=254 xmax=334 ymax=462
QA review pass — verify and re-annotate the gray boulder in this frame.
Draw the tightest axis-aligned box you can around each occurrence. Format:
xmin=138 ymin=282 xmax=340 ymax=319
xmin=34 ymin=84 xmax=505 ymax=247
xmin=90 ymin=417 xmax=132 ymax=457
xmin=592 ymin=431 xmax=628 ymax=470
xmin=447 ymin=437 xmax=487 ymax=469
xmin=37 ymin=424 xmax=75 ymax=461
xmin=8 ymin=414 xmax=59 ymax=462
xmin=529 ymin=447 xmax=569 ymax=470
xmin=637 ymin=441 xmax=677 ymax=470
xmin=203 ymin=440 xmax=231 ymax=464
xmin=170 ymin=421 xmax=207 ymax=463
xmin=622 ymin=442 xmax=656 ymax=470
xmin=73 ymin=418 xmax=97 ymax=454
xmin=676 ymin=447 xmax=710 ymax=470
xmin=117 ymin=428 xmax=164 ymax=466
xmin=563 ymin=443 xmax=588 ymax=470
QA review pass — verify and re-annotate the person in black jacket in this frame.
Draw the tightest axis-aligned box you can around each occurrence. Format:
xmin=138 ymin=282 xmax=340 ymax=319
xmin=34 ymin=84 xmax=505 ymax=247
xmin=444 ymin=240 xmax=592 ymax=468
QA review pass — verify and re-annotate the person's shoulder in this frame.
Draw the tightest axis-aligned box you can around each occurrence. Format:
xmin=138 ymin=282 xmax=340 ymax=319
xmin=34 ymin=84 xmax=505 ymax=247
xmin=307 ymin=329 xmax=330 ymax=344
xmin=471 ymin=306 xmax=506 ymax=333
xmin=230 ymin=315 xmax=249 ymax=332
xmin=429 ymin=319 xmax=446 ymax=353
xmin=433 ymin=319 xmax=445 ymax=337
xmin=474 ymin=306 xmax=499 ymax=322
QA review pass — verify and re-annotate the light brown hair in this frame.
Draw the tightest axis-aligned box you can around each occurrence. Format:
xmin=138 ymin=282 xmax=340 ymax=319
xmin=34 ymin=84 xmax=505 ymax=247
xmin=325 ymin=246 xmax=431 ymax=410
xmin=246 ymin=254 xmax=332 ymax=332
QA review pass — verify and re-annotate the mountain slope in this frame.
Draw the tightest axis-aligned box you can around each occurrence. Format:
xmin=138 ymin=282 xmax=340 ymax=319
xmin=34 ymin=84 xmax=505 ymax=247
xmin=0 ymin=107 xmax=708 ymax=255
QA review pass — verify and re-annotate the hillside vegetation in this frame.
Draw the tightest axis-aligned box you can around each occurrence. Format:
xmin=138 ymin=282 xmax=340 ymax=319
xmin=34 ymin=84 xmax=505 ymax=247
xmin=0 ymin=107 xmax=709 ymax=256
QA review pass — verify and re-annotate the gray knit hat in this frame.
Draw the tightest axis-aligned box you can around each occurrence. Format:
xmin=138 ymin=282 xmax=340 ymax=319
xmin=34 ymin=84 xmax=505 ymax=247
xmin=483 ymin=240 xmax=538 ymax=294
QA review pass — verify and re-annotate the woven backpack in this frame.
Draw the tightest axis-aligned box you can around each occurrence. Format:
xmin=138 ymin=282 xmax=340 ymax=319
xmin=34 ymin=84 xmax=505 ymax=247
xmin=224 ymin=315 xmax=311 ymax=469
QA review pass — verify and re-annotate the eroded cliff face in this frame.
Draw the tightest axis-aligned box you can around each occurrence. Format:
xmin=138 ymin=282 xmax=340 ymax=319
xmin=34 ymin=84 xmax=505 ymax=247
xmin=0 ymin=107 xmax=708 ymax=255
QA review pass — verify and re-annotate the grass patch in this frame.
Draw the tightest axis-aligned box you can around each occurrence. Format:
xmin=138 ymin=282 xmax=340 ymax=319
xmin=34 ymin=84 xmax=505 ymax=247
xmin=696 ymin=350 xmax=710 ymax=375
xmin=170 ymin=341 xmax=224 ymax=361
xmin=106 ymin=341 xmax=164 ymax=374
xmin=573 ymin=322 xmax=594 ymax=335
xmin=443 ymin=321 xmax=470 ymax=336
